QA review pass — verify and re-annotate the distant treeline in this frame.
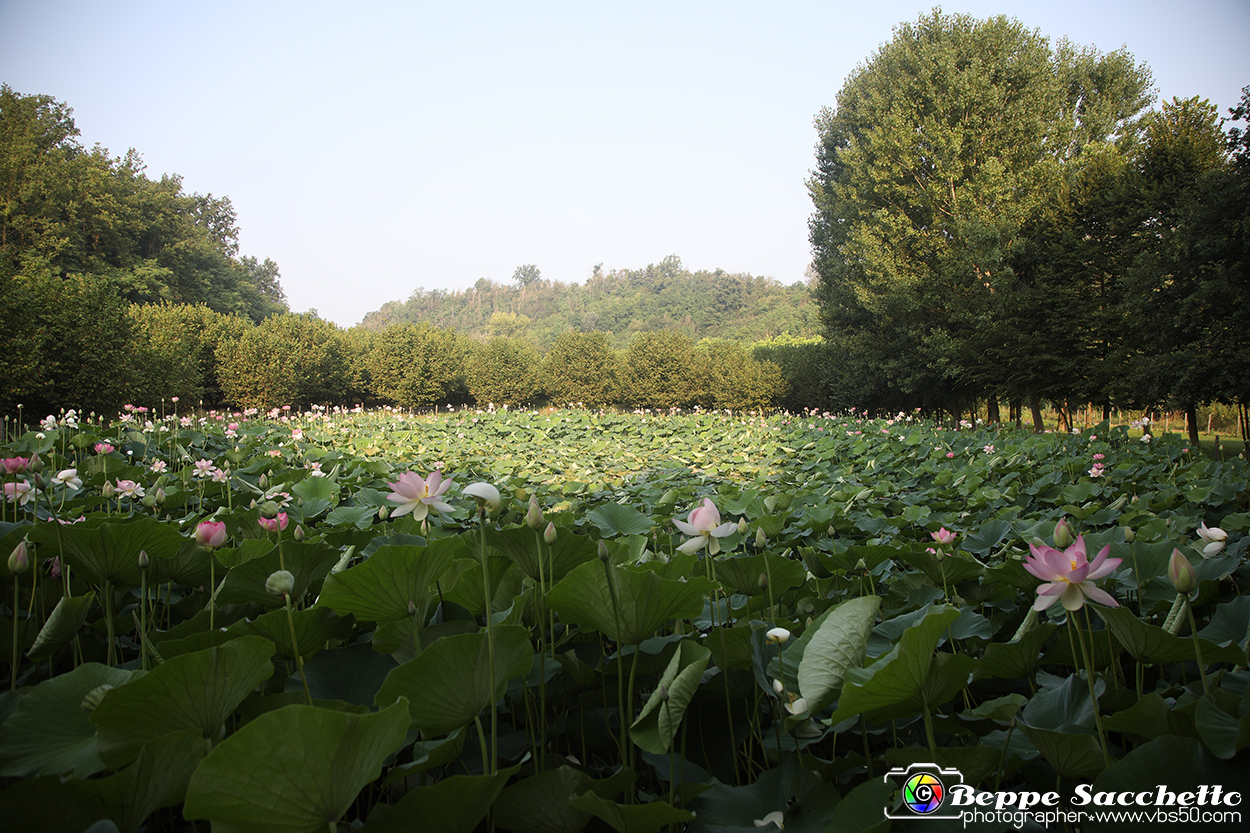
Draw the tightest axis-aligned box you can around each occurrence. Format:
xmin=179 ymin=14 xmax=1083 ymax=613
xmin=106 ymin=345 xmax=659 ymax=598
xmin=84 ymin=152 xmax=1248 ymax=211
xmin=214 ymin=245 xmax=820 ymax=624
xmin=1 ymin=302 xmax=828 ymax=417
xmin=359 ymin=256 xmax=820 ymax=350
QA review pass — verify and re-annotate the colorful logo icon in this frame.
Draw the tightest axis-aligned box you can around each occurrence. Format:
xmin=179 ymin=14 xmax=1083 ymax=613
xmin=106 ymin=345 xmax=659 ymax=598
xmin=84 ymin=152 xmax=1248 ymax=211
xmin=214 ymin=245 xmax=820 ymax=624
xmin=902 ymin=771 xmax=945 ymax=814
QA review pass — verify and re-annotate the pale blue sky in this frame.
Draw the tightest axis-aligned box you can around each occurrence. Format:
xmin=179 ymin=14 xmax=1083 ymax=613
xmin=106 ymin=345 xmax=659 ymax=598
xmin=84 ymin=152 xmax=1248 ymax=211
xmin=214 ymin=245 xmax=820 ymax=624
xmin=2 ymin=0 xmax=1246 ymax=326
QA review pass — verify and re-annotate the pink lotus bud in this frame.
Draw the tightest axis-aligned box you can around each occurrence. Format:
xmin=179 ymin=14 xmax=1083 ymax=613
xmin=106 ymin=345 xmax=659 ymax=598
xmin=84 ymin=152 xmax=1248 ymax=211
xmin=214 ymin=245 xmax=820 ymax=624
xmin=1054 ymin=518 xmax=1075 ymax=548
xmin=195 ymin=520 xmax=228 ymax=549
xmin=543 ymin=522 xmax=557 ymax=545
xmin=138 ymin=550 xmax=150 ymax=570
xmin=931 ymin=527 xmax=956 ymax=546
xmin=1168 ymin=549 xmax=1197 ymax=594
xmin=293 ymin=524 xmax=305 ymax=542
xmin=8 ymin=540 xmax=30 ymax=574
xmin=526 ymin=495 xmax=544 ymax=530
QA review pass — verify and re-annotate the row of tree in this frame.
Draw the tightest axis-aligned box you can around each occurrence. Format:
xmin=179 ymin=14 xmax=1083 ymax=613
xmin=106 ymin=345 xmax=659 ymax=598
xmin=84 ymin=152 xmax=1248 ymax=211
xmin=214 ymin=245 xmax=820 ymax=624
xmin=808 ymin=10 xmax=1248 ymax=441
xmin=359 ymin=256 xmax=819 ymax=349
xmin=3 ymin=300 xmax=791 ymax=416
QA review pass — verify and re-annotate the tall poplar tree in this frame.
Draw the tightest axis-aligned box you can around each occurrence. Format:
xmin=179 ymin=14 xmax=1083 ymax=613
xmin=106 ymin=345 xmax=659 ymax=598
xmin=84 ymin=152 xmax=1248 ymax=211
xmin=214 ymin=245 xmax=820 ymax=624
xmin=808 ymin=10 xmax=1153 ymax=417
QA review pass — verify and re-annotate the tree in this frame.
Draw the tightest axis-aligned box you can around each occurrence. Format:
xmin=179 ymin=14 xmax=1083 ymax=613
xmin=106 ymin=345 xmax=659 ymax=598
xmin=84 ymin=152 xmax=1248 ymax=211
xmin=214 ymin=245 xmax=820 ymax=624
xmin=693 ymin=340 xmax=785 ymax=411
xmin=540 ymin=331 xmax=618 ymax=406
xmin=808 ymin=10 xmax=1153 ymax=416
xmin=623 ymin=331 xmax=698 ymax=409
xmin=215 ymin=313 xmax=349 ymax=409
xmin=512 ymin=264 xmax=542 ymax=288
xmin=365 ymin=323 xmax=471 ymax=408
xmin=466 ymin=337 xmax=540 ymax=407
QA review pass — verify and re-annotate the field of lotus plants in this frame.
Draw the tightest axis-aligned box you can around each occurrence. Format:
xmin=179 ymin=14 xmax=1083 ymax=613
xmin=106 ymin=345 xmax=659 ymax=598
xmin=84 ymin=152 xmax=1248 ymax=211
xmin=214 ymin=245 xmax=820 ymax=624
xmin=0 ymin=404 xmax=1247 ymax=832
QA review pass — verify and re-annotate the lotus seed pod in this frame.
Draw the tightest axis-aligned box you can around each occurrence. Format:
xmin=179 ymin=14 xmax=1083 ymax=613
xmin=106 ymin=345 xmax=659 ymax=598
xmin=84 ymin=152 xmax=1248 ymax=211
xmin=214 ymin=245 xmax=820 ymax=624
xmin=259 ymin=500 xmax=280 ymax=519
xmin=265 ymin=569 xmax=295 ymax=597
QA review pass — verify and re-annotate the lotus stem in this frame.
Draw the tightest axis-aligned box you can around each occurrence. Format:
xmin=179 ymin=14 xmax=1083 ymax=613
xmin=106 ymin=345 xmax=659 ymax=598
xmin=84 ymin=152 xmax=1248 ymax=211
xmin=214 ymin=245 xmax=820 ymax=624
xmin=10 ymin=575 xmax=18 ymax=690
xmin=477 ymin=505 xmax=497 ymax=774
xmin=1182 ymin=598 xmax=1212 ymax=697
xmin=1072 ymin=612 xmax=1110 ymax=768
xmin=285 ymin=593 xmax=313 ymax=706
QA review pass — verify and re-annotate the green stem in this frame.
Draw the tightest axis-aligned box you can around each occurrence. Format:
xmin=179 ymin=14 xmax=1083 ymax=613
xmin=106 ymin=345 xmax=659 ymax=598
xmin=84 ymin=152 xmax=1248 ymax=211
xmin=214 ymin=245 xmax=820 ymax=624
xmin=285 ymin=593 xmax=313 ymax=706
xmin=478 ymin=507 xmax=497 ymax=774
xmin=1183 ymin=598 xmax=1212 ymax=697
xmin=11 ymin=575 xmax=19 ymax=690
xmin=1072 ymin=613 xmax=1110 ymax=767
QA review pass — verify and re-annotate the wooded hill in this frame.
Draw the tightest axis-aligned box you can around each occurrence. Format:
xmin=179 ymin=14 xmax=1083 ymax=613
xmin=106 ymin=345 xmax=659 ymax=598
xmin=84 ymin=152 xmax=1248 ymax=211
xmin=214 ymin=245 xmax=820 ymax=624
xmin=357 ymin=255 xmax=820 ymax=349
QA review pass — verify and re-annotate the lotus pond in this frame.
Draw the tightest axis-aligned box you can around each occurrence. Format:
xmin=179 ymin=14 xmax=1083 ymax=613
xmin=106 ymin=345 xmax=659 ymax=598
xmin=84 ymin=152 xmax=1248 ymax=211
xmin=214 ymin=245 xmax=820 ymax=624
xmin=0 ymin=406 xmax=1247 ymax=832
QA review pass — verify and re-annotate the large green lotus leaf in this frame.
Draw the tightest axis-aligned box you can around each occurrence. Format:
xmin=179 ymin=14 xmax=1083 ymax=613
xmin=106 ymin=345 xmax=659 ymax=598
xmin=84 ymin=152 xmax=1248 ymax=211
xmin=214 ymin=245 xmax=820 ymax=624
xmin=883 ymin=744 xmax=1005 ymax=788
xmin=687 ymin=756 xmax=841 ymax=833
xmin=484 ymin=525 xmax=599 ymax=583
xmin=1085 ymin=736 xmax=1250 ymax=833
xmin=897 ymin=549 xmax=986 ymax=587
xmin=712 ymin=552 xmax=807 ymax=597
xmin=546 ymin=559 xmax=715 ymax=645
xmin=297 ymin=641 xmax=398 ymax=709
xmin=212 ymin=538 xmax=275 ymax=570
xmin=215 ymin=540 xmax=341 ymax=609
xmin=444 ymin=556 xmax=520 ymax=616
xmin=630 ymin=639 xmax=711 ymax=754
xmin=364 ymin=762 xmax=520 ymax=833
xmin=492 ymin=765 xmax=633 ymax=833
xmin=1101 ymin=691 xmax=1196 ymax=741
xmin=567 ymin=791 xmax=692 ymax=833
xmin=972 ymin=623 xmax=1058 ymax=681
xmin=91 ymin=635 xmax=276 ymax=768
xmin=26 ymin=591 xmax=95 ymax=661
xmin=154 ymin=538 xmax=213 ymax=588
xmin=316 ymin=540 xmax=462 ymax=621
xmin=183 ymin=700 xmax=410 ymax=833
xmin=829 ymin=605 xmax=962 ymax=724
xmin=226 ymin=606 xmax=353 ymax=661
xmin=375 ymin=625 xmax=533 ymax=735
xmin=586 ymin=503 xmax=654 ymax=537
xmin=290 ymin=475 xmax=341 ymax=520
xmin=959 ymin=518 xmax=1013 ymax=555
xmin=796 ymin=594 xmax=880 ymax=714
xmin=1016 ymin=673 xmax=1108 ymax=778
xmin=0 ymin=662 xmax=142 ymax=777
xmin=82 ymin=727 xmax=206 ymax=832
xmin=1195 ymin=695 xmax=1250 ymax=759
xmin=1095 ymin=604 xmax=1247 ymax=665
xmin=705 ymin=622 xmax=755 ymax=671
xmin=1198 ymin=595 xmax=1250 ymax=651
xmin=28 ymin=515 xmax=184 ymax=588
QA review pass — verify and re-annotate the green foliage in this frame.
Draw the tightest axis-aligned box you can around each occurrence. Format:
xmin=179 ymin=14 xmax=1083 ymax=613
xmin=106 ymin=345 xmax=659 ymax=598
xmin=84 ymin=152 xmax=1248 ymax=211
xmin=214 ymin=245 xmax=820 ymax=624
xmin=214 ymin=313 xmax=351 ymax=409
xmin=363 ymin=323 xmax=471 ymax=408
xmin=693 ymin=340 xmax=786 ymax=411
xmin=623 ymin=330 xmax=698 ymax=408
xmin=360 ymin=255 xmax=818 ymax=350
xmin=540 ymin=331 xmax=618 ymax=406
xmin=0 ymin=85 xmax=286 ymax=322
xmin=466 ymin=336 xmax=540 ymax=406
xmin=128 ymin=303 xmax=242 ymax=407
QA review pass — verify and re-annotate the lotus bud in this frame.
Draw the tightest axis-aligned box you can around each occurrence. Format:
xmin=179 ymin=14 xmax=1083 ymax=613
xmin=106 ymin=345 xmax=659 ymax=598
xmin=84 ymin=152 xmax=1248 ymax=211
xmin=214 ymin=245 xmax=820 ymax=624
xmin=378 ymin=505 xmax=390 ymax=520
xmin=755 ymin=527 xmax=767 ymax=550
xmin=463 ymin=482 xmax=501 ymax=513
xmin=544 ymin=522 xmax=557 ymax=544
xmin=265 ymin=569 xmax=295 ymax=597
xmin=1168 ymin=549 xmax=1197 ymax=594
xmin=1123 ymin=527 xmax=1135 ymax=542
xmin=258 ymin=473 xmax=269 ymax=490
xmin=827 ymin=525 xmax=836 ymax=537
xmin=27 ymin=453 xmax=42 ymax=473
xmin=659 ymin=684 xmax=670 ymax=702
xmin=8 ymin=540 xmax=30 ymax=574
xmin=737 ymin=517 xmax=748 ymax=535
xmin=407 ymin=599 xmax=418 ymax=617
xmin=293 ymin=524 xmax=305 ymax=542
xmin=420 ymin=518 xmax=428 ymax=536
xmin=758 ymin=572 xmax=769 ymax=589
xmin=785 ymin=697 xmax=809 ymax=715
xmin=138 ymin=550 xmax=149 ymax=571
xmin=141 ymin=492 xmax=157 ymax=507
xmin=101 ymin=481 xmax=115 ymax=499
xmin=526 ymin=495 xmax=544 ymax=530
xmin=772 ymin=678 xmax=785 ymax=695
xmin=259 ymin=500 xmax=280 ymax=519
xmin=765 ymin=627 xmax=790 ymax=645
xmin=154 ymin=487 xmax=166 ymax=504
xmin=81 ymin=684 xmax=114 ymax=713
xmin=598 ymin=540 xmax=610 ymax=563
xmin=1054 ymin=518 xmax=1074 ymax=548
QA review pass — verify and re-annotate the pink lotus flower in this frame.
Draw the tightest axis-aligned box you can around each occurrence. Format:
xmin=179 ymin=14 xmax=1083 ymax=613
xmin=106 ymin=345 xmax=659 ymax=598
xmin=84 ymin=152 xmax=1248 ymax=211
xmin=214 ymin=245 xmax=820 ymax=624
xmin=1023 ymin=536 xmax=1121 ymax=612
xmin=672 ymin=498 xmax=738 ymax=555
xmin=115 ymin=479 xmax=145 ymax=499
xmin=931 ymin=527 xmax=956 ymax=546
xmin=94 ymin=442 xmax=114 ymax=455
xmin=387 ymin=471 xmax=455 ymax=521
xmin=1 ymin=457 xmax=30 ymax=475
xmin=195 ymin=520 xmax=228 ymax=549
xmin=257 ymin=513 xmax=289 ymax=534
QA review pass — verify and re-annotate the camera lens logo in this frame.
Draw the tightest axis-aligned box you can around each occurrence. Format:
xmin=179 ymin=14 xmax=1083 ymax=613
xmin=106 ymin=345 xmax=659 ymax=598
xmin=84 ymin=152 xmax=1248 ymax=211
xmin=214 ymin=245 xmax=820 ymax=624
xmin=902 ymin=772 xmax=945 ymax=814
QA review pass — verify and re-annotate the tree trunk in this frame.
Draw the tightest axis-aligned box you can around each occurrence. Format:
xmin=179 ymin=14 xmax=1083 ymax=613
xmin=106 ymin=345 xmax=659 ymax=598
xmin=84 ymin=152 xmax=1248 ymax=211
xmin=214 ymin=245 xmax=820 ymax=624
xmin=987 ymin=396 xmax=1000 ymax=424
xmin=1028 ymin=392 xmax=1044 ymax=433
xmin=1185 ymin=403 xmax=1200 ymax=446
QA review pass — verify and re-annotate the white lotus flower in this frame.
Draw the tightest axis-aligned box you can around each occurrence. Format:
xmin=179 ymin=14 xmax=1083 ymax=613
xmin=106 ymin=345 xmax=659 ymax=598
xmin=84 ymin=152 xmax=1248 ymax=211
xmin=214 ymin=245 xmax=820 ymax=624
xmin=1197 ymin=522 xmax=1228 ymax=557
